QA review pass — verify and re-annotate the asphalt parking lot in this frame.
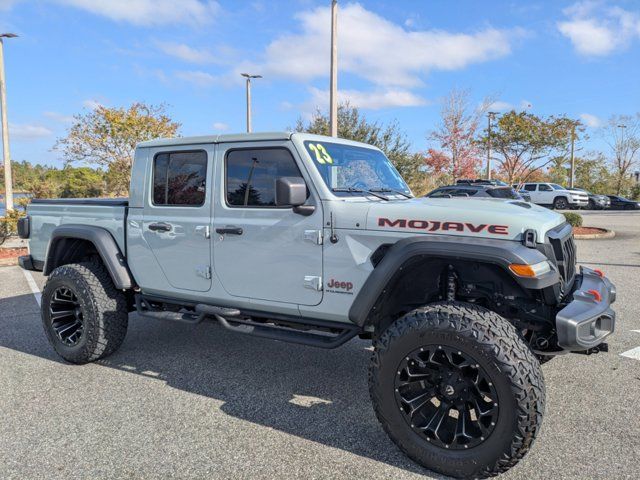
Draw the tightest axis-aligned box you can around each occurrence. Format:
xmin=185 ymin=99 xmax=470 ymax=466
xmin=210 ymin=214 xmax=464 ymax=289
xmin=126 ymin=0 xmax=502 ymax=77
xmin=1 ymin=210 xmax=639 ymax=480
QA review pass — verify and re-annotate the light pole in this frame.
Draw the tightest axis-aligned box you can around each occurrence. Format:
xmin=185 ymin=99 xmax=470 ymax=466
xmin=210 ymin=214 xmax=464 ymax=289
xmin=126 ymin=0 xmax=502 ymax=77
xmin=241 ymin=73 xmax=262 ymax=133
xmin=329 ymin=0 xmax=338 ymax=137
xmin=0 ymin=33 xmax=17 ymax=213
xmin=569 ymin=122 xmax=576 ymax=188
xmin=486 ymin=112 xmax=497 ymax=179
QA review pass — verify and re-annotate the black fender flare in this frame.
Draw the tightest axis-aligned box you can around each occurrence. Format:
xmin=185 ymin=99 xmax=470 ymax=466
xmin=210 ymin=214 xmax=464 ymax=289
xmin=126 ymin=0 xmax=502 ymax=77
xmin=44 ymin=224 xmax=134 ymax=289
xmin=348 ymin=235 xmax=559 ymax=327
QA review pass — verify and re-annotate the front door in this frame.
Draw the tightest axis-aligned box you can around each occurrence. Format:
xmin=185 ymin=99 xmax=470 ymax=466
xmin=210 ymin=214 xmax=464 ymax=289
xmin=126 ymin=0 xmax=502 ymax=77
xmin=141 ymin=147 xmax=212 ymax=292
xmin=213 ymin=143 xmax=323 ymax=306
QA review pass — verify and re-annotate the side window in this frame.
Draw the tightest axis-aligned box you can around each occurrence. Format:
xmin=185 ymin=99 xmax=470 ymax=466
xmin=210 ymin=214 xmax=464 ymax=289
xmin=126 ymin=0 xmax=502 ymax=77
xmin=539 ymin=184 xmax=552 ymax=191
xmin=153 ymin=151 xmax=207 ymax=206
xmin=523 ymin=184 xmax=536 ymax=191
xmin=226 ymin=148 xmax=303 ymax=207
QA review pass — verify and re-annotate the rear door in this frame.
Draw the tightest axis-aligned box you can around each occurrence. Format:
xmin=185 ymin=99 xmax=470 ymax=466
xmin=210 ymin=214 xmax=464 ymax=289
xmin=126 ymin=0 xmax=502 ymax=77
xmin=141 ymin=147 xmax=213 ymax=292
xmin=212 ymin=142 xmax=323 ymax=306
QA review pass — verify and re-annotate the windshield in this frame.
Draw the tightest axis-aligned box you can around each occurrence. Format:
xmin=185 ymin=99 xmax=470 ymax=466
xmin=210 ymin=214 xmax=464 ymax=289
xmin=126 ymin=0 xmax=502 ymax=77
xmin=303 ymin=141 xmax=411 ymax=196
xmin=550 ymin=184 xmax=565 ymax=190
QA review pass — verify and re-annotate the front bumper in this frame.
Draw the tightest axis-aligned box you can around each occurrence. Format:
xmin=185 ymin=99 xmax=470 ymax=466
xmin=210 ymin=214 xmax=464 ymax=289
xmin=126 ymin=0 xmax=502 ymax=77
xmin=556 ymin=267 xmax=616 ymax=351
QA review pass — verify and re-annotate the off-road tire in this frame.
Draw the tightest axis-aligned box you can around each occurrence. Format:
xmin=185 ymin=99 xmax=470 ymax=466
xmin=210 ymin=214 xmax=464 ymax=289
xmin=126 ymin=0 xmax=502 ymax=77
xmin=553 ymin=197 xmax=568 ymax=210
xmin=42 ymin=261 xmax=128 ymax=364
xmin=369 ymin=301 xmax=545 ymax=479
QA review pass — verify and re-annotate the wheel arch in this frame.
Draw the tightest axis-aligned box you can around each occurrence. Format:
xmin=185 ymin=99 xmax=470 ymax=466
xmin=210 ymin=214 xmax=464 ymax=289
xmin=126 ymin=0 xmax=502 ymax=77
xmin=349 ymin=236 xmax=559 ymax=330
xmin=44 ymin=225 xmax=134 ymax=289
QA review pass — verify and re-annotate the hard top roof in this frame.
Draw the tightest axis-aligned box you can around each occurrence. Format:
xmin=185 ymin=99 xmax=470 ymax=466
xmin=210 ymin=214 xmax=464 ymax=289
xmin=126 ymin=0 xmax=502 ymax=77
xmin=137 ymin=131 xmax=381 ymax=149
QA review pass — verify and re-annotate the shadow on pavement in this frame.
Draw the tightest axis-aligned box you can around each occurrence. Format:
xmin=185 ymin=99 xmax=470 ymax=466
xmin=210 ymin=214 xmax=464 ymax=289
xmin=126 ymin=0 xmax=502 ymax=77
xmin=0 ymin=292 xmax=435 ymax=477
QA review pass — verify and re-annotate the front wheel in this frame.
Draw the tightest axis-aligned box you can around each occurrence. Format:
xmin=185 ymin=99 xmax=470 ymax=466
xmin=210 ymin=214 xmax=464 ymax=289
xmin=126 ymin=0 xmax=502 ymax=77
xmin=369 ymin=302 xmax=545 ymax=479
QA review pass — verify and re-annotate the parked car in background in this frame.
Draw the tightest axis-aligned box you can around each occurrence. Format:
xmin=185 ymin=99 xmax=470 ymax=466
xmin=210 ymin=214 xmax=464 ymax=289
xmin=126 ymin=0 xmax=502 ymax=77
xmin=516 ymin=183 xmax=588 ymax=209
xmin=606 ymin=195 xmax=640 ymax=210
xmin=568 ymin=188 xmax=610 ymax=210
xmin=426 ymin=180 xmax=527 ymax=201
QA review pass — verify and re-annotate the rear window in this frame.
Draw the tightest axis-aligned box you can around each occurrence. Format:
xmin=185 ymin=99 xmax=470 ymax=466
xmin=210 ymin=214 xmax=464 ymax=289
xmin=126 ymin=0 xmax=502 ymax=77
xmin=523 ymin=184 xmax=537 ymax=191
xmin=153 ymin=151 xmax=207 ymax=206
xmin=487 ymin=187 xmax=519 ymax=199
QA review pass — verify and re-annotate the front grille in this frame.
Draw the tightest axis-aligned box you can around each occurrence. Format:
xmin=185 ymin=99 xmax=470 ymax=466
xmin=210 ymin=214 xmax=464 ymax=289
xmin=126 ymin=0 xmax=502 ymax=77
xmin=546 ymin=223 xmax=577 ymax=292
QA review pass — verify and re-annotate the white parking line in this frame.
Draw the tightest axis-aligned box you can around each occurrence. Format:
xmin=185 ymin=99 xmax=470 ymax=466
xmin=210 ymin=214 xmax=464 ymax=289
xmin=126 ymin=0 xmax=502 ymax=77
xmin=21 ymin=269 xmax=41 ymax=307
xmin=620 ymin=331 xmax=640 ymax=361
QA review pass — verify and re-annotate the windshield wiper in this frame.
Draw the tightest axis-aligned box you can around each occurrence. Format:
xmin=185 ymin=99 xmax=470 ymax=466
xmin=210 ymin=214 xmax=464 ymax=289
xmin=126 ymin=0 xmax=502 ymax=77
xmin=332 ymin=187 xmax=389 ymax=201
xmin=369 ymin=188 xmax=413 ymax=199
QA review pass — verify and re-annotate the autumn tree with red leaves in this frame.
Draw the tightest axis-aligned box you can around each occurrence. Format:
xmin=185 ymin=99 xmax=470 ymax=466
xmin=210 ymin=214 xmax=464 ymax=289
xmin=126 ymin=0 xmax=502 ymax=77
xmin=426 ymin=89 xmax=489 ymax=182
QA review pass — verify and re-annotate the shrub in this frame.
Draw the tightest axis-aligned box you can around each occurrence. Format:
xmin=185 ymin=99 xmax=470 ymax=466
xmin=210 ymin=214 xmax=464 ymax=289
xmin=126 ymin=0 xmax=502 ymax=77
xmin=0 ymin=208 xmax=26 ymax=244
xmin=563 ymin=211 xmax=583 ymax=228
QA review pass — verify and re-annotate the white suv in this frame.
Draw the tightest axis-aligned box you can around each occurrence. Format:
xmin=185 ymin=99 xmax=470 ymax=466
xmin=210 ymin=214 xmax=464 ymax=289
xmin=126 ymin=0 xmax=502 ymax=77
xmin=518 ymin=183 xmax=588 ymax=209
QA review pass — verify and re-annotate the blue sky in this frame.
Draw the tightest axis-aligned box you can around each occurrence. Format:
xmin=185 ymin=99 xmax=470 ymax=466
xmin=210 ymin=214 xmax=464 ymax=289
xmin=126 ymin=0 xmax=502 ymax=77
xmin=1 ymin=0 xmax=639 ymax=167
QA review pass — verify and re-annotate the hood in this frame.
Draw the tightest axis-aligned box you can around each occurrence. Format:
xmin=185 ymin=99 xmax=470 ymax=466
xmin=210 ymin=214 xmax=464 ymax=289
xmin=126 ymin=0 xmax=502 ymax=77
xmin=366 ymin=197 xmax=565 ymax=242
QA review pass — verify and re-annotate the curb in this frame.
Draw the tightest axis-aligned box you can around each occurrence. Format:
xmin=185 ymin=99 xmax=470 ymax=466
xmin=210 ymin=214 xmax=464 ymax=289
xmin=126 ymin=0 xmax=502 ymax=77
xmin=574 ymin=228 xmax=616 ymax=240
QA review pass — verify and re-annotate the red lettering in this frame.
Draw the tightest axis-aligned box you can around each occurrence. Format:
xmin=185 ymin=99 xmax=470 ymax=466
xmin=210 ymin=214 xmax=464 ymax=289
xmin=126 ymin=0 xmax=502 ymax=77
xmin=465 ymin=223 xmax=487 ymax=233
xmin=428 ymin=221 xmax=441 ymax=231
xmin=442 ymin=222 xmax=464 ymax=232
xmin=488 ymin=225 xmax=509 ymax=235
xmin=408 ymin=220 xmax=429 ymax=229
xmin=378 ymin=218 xmax=406 ymax=228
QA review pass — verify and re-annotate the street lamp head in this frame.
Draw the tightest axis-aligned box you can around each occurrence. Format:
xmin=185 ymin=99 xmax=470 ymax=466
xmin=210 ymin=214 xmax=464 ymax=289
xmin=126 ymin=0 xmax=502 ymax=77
xmin=241 ymin=73 xmax=262 ymax=79
xmin=0 ymin=33 xmax=18 ymax=38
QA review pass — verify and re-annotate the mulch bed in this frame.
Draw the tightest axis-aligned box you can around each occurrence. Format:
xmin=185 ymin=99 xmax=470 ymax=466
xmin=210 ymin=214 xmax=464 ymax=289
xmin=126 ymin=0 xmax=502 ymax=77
xmin=573 ymin=226 xmax=608 ymax=235
xmin=0 ymin=247 xmax=28 ymax=261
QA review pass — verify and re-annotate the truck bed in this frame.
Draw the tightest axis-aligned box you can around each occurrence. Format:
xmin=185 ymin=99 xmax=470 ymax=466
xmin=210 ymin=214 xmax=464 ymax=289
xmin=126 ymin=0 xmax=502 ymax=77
xmin=27 ymin=198 xmax=128 ymax=265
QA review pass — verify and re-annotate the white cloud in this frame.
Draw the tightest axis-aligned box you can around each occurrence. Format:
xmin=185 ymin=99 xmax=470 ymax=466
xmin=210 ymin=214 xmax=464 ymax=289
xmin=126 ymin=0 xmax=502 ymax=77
xmin=250 ymin=3 xmax=519 ymax=88
xmin=175 ymin=70 xmax=219 ymax=87
xmin=43 ymin=111 xmax=74 ymax=123
xmin=309 ymin=87 xmax=427 ymax=110
xmin=54 ymin=0 xmax=220 ymax=26
xmin=0 ymin=0 xmax=20 ymax=10
xmin=9 ymin=123 xmax=53 ymax=139
xmin=82 ymin=99 xmax=103 ymax=110
xmin=520 ymin=100 xmax=533 ymax=110
xmin=212 ymin=122 xmax=229 ymax=131
xmin=156 ymin=42 xmax=214 ymax=64
xmin=558 ymin=2 xmax=640 ymax=56
xmin=580 ymin=113 xmax=603 ymax=128
xmin=488 ymin=100 xmax=513 ymax=111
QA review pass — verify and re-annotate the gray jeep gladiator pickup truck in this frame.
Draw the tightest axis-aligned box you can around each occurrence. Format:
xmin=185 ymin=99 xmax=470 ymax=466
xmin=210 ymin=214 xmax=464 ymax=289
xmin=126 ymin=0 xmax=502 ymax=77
xmin=18 ymin=132 xmax=616 ymax=479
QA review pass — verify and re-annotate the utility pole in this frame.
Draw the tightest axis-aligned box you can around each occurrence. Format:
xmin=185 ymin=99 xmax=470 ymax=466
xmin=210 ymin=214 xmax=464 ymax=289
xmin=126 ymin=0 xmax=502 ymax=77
xmin=569 ymin=123 xmax=576 ymax=188
xmin=0 ymin=33 xmax=17 ymax=213
xmin=329 ymin=0 xmax=338 ymax=137
xmin=486 ymin=112 xmax=497 ymax=179
xmin=241 ymin=73 xmax=262 ymax=133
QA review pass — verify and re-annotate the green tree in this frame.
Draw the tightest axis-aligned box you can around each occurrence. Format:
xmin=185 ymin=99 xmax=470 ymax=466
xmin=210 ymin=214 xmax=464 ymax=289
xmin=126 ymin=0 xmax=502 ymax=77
xmin=480 ymin=111 xmax=581 ymax=184
xmin=55 ymin=102 xmax=181 ymax=196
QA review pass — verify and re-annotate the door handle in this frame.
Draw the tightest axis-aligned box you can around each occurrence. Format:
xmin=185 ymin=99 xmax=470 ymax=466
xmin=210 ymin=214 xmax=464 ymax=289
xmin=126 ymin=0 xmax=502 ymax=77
xmin=148 ymin=222 xmax=172 ymax=232
xmin=215 ymin=226 xmax=243 ymax=235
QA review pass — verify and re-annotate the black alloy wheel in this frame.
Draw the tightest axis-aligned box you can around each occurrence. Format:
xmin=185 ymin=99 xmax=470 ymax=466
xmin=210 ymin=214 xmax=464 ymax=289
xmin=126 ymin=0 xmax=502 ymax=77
xmin=394 ymin=344 xmax=499 ymax=450
xmin=48 ymin=286 xmax=85 ymax=346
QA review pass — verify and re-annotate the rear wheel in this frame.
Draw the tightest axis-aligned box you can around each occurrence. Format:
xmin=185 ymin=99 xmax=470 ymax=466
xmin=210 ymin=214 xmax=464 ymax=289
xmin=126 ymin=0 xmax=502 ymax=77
xmin=369 ymin=302 xmax=545 ymax=479
xmin=41 ymin=261 xmax=128 ymax=364
xmin=553 ymin=197 xmax=568 ymax=209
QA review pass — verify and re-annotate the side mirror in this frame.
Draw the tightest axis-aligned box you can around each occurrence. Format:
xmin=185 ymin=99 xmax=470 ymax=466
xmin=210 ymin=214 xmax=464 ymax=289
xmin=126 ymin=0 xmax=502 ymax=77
xmin=275 ymin=177 xmax=307 ymax=207
xmin=275 ymin=177 xmax=315 ymax=216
